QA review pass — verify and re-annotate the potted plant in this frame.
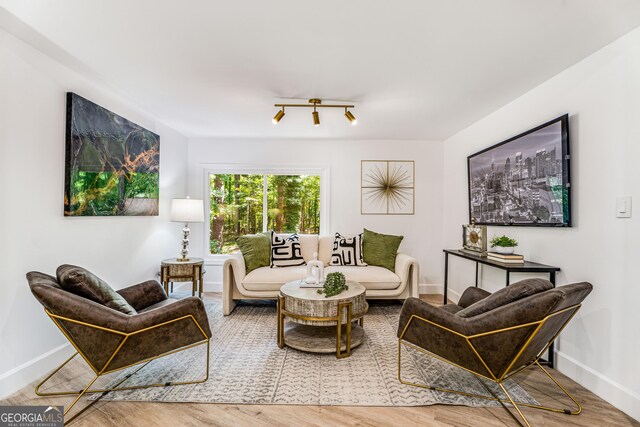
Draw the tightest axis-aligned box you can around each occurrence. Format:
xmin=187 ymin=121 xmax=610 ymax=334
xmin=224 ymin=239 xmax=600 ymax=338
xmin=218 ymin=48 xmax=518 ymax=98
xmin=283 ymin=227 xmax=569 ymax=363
xmin=490 ymin=235 xmax=518 ymax=255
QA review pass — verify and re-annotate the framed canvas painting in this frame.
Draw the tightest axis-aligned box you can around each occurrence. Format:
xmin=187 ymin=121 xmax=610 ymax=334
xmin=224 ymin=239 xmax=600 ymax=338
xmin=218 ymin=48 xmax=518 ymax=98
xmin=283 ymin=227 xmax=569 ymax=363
xmin=64 ymin=93 xmax=160 ymax=216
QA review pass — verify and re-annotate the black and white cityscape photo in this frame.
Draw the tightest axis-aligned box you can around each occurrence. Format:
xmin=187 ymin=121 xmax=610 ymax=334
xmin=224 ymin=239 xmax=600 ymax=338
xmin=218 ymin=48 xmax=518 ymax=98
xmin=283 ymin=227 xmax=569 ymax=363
xmin=467 ymin=118 xmax=570 ymax=226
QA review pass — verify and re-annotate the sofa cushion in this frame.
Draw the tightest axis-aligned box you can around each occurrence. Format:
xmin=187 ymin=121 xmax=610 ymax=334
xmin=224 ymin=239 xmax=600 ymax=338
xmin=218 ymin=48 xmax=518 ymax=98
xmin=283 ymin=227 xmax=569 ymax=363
xmin=270 ymin=232 xmax=305 ymax=267
xmin=242 ymin=265 xmax=401 ymax=292
xmin=324 ymin=266 xmax=400 ymax=290
xmin=456 ymin=278 xmax=554 ymax=318
xmin=56 ymin=264 xmax=137 ymax=315
xmin=329 ymin=232 xmax=367 ymax=266
xmin=318 ymin=236 xmax=333 ymax=266
xmin=363 ymin=228 xmax=404 ymax=271
xmin=243 ymin=266 xmax=307 ymax=291
xmin=237 ymin=232 xmax=271 ymax=273
xmin=298 ymin=234 xmax=320 ymax=263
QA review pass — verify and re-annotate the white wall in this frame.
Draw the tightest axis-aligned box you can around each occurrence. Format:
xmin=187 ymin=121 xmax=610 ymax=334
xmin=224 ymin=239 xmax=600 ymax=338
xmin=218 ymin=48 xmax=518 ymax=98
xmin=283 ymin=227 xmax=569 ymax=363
xmin=0 ymin=28 xmax=188 ymax=398
xmin=186 ymin=139 xmax=443 ymax=290
xmin=442 ymin=27 xmax=640 ymax=420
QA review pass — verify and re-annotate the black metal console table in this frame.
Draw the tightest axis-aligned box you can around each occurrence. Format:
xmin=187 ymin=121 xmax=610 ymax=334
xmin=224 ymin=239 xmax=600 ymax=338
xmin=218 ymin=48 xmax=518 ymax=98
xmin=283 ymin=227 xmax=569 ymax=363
xmin=443 ymin=249 xmax=561 ymax=367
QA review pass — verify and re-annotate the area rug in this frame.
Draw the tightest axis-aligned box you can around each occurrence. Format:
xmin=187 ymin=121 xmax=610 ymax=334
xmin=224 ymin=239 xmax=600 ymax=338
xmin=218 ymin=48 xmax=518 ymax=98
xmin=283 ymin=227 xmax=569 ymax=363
xmin=95 ymin=298 xmax=537 ymax=407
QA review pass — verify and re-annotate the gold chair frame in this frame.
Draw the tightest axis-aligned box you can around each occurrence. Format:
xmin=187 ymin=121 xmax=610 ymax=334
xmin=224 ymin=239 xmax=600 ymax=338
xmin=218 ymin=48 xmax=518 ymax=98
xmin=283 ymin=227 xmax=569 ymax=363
xmin=36 ymin=309 xmax=211 ymax=424
xmin=397 ymin=304 xmax=583 ymax=427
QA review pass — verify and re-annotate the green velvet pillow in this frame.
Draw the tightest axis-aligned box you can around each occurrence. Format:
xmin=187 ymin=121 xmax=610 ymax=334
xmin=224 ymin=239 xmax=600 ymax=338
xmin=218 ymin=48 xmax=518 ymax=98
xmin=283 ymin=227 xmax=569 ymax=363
xmin=237 ymin=232 xmax=271 ymax=273
xmin=362 ymin=228 xmax=404 ymax=271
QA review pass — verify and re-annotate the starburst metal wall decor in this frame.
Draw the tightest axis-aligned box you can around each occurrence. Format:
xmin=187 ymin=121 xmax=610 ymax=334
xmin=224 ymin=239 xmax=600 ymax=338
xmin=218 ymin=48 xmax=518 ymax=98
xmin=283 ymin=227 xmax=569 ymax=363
xmin=361 ymin=160 xmax=415 ymax=215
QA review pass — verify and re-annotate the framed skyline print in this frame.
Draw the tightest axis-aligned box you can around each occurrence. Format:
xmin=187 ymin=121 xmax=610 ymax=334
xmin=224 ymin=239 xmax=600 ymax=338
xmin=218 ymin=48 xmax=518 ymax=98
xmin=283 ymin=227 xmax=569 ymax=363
xmin=467 ymin=114 xmax=570 ymax=226
xmin=361 ymin=160 xmax=415 ymax=215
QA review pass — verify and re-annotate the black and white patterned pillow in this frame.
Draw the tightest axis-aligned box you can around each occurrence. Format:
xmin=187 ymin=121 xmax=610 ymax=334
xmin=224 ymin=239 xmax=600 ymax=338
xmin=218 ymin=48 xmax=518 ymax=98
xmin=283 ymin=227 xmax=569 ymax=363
xmin=270 ymin=232 xmax=305 ymax=268
xmin=330 ymin=232 xmax=367 ymax=266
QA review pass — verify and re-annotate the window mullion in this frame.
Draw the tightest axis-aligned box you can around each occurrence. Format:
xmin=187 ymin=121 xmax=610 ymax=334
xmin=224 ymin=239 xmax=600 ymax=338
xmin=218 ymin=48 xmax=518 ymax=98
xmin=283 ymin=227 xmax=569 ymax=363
xmin=262 ymin=174 xmax=268 ymax=232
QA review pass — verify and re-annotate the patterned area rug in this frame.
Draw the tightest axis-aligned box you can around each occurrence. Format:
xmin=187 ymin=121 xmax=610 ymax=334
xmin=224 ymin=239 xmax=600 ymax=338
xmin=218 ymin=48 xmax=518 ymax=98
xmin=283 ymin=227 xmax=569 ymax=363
xmin=96 ymin=299 xmax=537 ymax=407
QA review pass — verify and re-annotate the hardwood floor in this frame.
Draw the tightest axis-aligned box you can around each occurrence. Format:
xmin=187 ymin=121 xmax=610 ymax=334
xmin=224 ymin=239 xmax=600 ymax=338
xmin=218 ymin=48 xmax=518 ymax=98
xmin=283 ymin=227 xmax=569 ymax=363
xmin=2 ymin=294 xmax=637 ymax=426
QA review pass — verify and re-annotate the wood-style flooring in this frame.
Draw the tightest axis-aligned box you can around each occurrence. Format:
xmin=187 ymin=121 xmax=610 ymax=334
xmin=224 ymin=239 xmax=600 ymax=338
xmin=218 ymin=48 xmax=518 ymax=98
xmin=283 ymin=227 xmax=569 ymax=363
xmin=2 ymin=293 xmax=637 ymax=426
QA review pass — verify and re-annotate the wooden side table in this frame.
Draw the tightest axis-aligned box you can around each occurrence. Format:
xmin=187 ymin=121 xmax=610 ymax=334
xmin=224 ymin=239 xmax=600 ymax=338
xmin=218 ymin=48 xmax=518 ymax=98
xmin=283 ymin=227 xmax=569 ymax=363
xmin=160 ymin=257 xmax=204 ymax=298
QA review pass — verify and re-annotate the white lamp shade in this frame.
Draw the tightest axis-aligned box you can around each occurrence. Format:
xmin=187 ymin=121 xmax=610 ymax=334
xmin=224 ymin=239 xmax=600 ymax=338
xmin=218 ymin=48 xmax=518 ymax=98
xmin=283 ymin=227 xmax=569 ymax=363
xmin=170 ymin=198 xmax=204 ymax=223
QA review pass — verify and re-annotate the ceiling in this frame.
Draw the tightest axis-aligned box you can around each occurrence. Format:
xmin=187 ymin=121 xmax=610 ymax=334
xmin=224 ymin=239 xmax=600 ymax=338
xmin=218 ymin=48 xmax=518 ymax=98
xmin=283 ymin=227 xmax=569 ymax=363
xmin=2 ymin=1 xmax=640 ymax=140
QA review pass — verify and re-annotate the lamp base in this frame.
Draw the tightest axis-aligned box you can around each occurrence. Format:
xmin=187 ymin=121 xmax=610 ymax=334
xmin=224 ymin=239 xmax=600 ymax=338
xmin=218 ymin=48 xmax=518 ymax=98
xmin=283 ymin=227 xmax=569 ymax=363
xmin=178 ymin=224 xmax=191 ymax=262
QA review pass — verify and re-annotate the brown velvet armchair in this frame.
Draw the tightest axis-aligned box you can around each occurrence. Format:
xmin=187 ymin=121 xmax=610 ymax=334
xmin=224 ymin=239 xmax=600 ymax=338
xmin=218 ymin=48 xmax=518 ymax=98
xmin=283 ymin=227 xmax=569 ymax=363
xmin=27 ymin=266 xmax=212 ymax=423
xmin=397 ymin=278 xmax=592 ymax=427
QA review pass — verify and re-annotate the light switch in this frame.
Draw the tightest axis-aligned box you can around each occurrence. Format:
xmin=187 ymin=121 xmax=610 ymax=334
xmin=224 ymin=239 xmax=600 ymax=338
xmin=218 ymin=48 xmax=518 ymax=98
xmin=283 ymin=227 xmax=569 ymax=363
xmin=616 ymin=196 xmax=632 ymax=218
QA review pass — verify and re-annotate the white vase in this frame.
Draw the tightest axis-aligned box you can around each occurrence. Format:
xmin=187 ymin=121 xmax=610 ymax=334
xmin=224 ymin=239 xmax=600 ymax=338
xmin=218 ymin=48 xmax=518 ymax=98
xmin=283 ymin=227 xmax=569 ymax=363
xmin=494 ymin=246 xmax=515 ymax=255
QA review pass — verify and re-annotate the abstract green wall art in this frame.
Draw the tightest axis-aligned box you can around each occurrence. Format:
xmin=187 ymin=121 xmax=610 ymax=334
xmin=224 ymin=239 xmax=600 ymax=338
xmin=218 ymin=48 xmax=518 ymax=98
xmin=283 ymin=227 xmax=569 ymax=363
xmin=64 ymin=93 xmax=160 ymax=216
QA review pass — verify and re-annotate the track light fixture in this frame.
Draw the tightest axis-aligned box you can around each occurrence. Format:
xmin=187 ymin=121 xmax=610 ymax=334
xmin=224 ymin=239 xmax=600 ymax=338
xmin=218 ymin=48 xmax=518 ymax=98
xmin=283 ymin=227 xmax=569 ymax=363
xmin=312 ymin=106 xmax=320 ymax=127
xmin=272 ymin=99 xmax=357 ymax=126
xmin=272 ymin=108 xmax=285 ymax=124
xmin=344 ymin=109 xmax=357 ymax=125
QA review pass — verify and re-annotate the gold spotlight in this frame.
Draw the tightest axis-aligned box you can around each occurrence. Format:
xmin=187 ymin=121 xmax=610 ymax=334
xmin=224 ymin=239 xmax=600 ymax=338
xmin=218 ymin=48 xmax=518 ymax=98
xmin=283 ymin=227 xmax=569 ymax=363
xmin=272 ymin=108 xmax=285 ymax=124
xmin=312 ymin=110 xmax=320 ymax=127
xmin=345 ymin=109 xmax=357 ymax=125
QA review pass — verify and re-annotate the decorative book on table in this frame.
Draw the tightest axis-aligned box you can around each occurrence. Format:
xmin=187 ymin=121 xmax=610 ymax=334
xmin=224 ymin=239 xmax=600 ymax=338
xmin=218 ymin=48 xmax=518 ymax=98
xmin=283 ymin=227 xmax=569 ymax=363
xmin=487 ymin=252 xmax=524 ymax=264
xmin=487 ymin=252 xmax=524 ymax=259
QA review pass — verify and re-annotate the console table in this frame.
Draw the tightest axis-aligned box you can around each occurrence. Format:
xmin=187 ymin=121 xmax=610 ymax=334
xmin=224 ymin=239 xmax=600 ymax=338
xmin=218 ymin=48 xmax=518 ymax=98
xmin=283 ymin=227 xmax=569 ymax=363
xmin=443 ymin=249 xmax=561 ymax=367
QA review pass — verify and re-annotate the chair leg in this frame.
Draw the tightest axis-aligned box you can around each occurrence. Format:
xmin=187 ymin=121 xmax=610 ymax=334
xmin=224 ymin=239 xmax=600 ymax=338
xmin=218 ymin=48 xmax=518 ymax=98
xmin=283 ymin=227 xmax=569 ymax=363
xmin=497 ymin=381 xmax=532 ymax=427
xmin=33 ymin=340 xmax=210 ymax=424
xmin=35 ymin=352 xmax=84 ymax=397
xmin=397 ymin=340 xmax=584 ymax=424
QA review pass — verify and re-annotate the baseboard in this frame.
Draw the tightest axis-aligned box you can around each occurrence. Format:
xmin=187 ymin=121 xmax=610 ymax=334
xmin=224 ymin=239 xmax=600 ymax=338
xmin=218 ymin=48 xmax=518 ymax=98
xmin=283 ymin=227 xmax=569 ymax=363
xmin=171 ymin=281 xmax=223 ymax=293
xmin=418 ymin=284 xmax=461 ymax=303
xmin=556 ymin=350 xmax=640 ymax=421
xmin=0 ymin=343 xmax=74 ymax=400
xmin=419 ymin=283 xmax=442 ymax=295
xmin=204 ymin=281 xmax=222 ymax=292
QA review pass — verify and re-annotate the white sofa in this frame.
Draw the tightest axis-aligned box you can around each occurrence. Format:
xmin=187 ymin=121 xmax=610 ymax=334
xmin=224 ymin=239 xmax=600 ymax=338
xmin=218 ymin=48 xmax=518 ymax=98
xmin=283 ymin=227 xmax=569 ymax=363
xmin=222 ymin=234 xmax=419 ymax=315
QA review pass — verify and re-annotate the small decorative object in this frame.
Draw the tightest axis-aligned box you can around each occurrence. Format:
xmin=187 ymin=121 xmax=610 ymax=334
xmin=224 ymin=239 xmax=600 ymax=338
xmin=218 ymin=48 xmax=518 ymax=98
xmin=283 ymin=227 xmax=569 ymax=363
xmin=305 ymin=252 xmax=325 ymax=284
xmin=462 ymin=218 xmax=487 ymax=255
xmin=64 ymin=92 xmax=160 ymax=216
xmin=317 ymin=272 xmax=348 ymax=298
xmin=170 ymin=198 xmax=204 ymax=261
xmin=489 ymin=235 xmax=518 ymax=255
xmin=361 ymin=160 xmax=415 ymax=214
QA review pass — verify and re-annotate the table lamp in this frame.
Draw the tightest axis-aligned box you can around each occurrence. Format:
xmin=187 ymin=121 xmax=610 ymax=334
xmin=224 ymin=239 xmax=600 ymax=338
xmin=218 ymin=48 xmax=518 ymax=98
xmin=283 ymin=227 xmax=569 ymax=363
xmin=170 ymin=198 xmax=204 ymax=262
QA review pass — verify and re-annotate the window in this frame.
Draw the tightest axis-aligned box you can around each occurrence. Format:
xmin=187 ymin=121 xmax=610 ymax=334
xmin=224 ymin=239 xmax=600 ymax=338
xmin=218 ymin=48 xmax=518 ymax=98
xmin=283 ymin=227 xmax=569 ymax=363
xmin=208 ymin=173 xmax=322 ymax=255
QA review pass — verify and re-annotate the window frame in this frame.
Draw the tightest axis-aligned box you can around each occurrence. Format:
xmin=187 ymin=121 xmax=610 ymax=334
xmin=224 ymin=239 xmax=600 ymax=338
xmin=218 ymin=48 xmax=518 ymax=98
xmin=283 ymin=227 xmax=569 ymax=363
xmin=202 ymin=164 xmax=330 ymax=264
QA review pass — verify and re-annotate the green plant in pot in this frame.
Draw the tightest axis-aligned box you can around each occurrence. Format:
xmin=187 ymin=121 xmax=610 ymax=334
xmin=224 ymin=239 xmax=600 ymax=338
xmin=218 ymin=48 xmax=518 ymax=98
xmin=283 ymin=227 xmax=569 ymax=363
xmin=490 ymin=235 xmax=518 ymax=255
xmin=318 ymin=272 xmax=349 ymax=297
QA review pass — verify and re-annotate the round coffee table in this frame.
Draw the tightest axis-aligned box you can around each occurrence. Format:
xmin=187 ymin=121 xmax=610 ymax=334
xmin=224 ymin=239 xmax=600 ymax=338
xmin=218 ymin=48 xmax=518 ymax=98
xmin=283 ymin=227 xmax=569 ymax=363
xmin=277 ymin=280 xmax=368 ymax=358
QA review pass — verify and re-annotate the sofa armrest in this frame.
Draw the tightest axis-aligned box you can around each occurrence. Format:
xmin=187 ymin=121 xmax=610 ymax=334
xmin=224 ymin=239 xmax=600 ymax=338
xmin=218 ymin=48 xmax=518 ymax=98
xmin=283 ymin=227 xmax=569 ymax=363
xmin=222 ymin=252 xmax=247 ymax=315
xmin=127 ymin=296 xmax=212 ymax=337
xmin=457 ymin=287 xmax=491 ymax=308
xmin=395 ymin=253 xmax=419 ymax=298
xmin=117 ymin=280 xmax=167 ymax=311
xmin=225 ymin=251 xmax=247 ymax=283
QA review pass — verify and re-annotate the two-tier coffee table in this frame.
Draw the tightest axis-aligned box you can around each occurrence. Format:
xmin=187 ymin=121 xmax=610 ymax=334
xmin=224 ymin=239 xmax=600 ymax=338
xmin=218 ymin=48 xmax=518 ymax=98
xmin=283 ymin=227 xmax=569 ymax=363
xmin=277 ymin=280 xmax=368 ymax=358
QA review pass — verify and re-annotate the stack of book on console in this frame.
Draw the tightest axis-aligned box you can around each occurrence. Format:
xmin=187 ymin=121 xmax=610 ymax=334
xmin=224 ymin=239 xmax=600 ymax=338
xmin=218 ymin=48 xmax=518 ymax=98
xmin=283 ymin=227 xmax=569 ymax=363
xmin=487 ymin=252 xmax=525 ymax=264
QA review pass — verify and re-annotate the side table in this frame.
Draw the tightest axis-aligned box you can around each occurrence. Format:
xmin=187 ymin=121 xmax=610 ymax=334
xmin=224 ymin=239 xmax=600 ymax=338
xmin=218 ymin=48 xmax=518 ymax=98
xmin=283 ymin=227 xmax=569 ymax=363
xmin=160 ymin=257 xmax=204 ymax=298
xmin=277 ymin=280 xmax=368 ymax=358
